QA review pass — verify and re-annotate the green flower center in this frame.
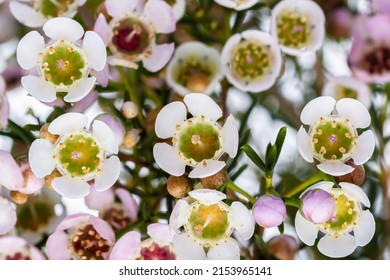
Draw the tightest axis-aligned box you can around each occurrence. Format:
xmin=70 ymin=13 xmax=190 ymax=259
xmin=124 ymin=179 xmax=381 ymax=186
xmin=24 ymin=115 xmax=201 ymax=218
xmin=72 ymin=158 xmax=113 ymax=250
xmin=335 ymin=85 xmax=358 ymax=100
xmin=174 ymin=116 xmax=222 ymax=164
xmin=310 ymin=117 xmax=357 ymax=161
xmin=53 ymin=131 xmax=104 ymax=180
xmin=231 ymin=40 xmax=271 ymax=82
xmin=38 ymin=0 xmax=76 ymax=18
xmin=39 ymin=40 xmax=88 ymax=90
xmin=186 ymin=202 xmax=231 ymax=246
xmin=16 ymin=201 xmax=53 ymax=232
xmin=276 ymin=11 xmax=311 ymax=49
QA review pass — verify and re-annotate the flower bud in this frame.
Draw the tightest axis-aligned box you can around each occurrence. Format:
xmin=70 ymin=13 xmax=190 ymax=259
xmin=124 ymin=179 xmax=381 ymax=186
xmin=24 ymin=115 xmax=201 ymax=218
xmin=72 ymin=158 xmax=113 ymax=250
xmin=121 ymin=101 xmax=139 ymax=119
xmin=335 ymin=159 xmax=365 ymax=186
xmin=301 ymin=189 xmax=334 ymax=224
xmin=122 ymin=129 xmax=140 ymax=149
xmin=200 ymin=168 xmax=227 ymax=189
xmin=40 ymin=123 xmax=58 ymax=144
xmin=267 ymin=235 xmax=298 ymax=260
xmin=167 ymin=175 xmax=192 ymax=198
xmin=10 ymin=191 xmax=28 ymax=204
xmin=253 ymin=195 xmax=286 ymax=228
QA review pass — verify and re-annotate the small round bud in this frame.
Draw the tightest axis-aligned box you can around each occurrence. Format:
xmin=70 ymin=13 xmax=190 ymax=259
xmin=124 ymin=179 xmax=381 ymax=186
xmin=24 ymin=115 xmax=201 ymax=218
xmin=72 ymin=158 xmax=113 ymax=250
xmin=122 ymin=129 xmax=140 ymax=149
xmin=40 ymin=123 xmax=58 ymax=144
xmin=267 ymin=235 xmax=298 ymax=260
xmin=167 ymin=175 xmax=192 ymax=198
xmin=301 ymin=189 xmax=334 ymax=223
xmin=10 ymin=191 xmax=28 ymax=204
xmin=335 ymin=159 xmax=365 ymax=185
xmin=200 ymin=168 xmax=227 ymax=189
xmin=121 ymin=101 xmax=138 ymax=119
xmin=44 ymin=170 xmax=62 ymax=190
xmin=253 ymin=195 xmax=286 ymax=228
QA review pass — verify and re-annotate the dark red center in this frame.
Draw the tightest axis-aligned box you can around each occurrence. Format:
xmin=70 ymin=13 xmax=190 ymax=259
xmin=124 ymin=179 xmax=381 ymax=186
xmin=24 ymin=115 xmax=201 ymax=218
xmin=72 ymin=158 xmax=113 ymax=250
xmin=361 ymin=46 xmax=390 ymax=74
xmin=139 ymin=243 xmax=176 ymax=260
xmin=100 ymin=206 xmax=133 ymax=232
xmin=5 ymin=252 xmax=31 ymax=260
xmin=113 ymin=28 xmax=141 ymax=53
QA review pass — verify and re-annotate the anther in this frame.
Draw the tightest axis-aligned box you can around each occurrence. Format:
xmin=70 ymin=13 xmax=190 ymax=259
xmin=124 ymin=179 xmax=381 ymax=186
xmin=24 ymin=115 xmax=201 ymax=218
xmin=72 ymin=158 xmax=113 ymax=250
xmin=316 ymin=129 xmax=323 ymax=135
xmin=48 ymin=47 xmax=56 ymax=55
xmin=339 ymin=147 xmax=346 ymax=154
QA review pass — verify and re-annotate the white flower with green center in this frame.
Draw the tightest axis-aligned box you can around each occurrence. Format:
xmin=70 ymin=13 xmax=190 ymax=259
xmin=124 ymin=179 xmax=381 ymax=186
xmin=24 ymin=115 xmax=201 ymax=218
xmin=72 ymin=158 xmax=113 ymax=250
xmin=10 ymin=0 xmax=86 ymax=28
xmin=170 ymin=189 xmax=255 ymax=260
xmin=295 ymin=181 xmax=375 ymax=258
xmin=167 ymin=41 xmax=223 ymax=96
xmin=28 ymin=113 xmax=121 ymax=199
xmin=214 ymin=0 xmax=259 ymax=11
xmin=153 ymin=93 xmax=238 ymax=178
xmin=270 ymin=0 xmax=325 ymax=56
xmin=297 ymin=96 xmax=375 ymax=176
xmin=17 ymin=17 xmax=106 ymax=103
xmin=221 ymin=30 xmax=282 ymax=93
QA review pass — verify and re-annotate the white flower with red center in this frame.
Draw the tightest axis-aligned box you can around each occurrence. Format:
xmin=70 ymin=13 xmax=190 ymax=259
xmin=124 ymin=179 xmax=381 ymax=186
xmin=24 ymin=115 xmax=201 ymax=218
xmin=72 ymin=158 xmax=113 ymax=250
xmin=46 ymin=214 xmax=115 ymax=260
xmin=297 ymin=96 xmax=375 ymax=176
xmin=221 ymin=30 xmax=282 ymax=93
xmin=295 ymin=181 xmax=375 ymax=258
xmin=270 ymin=0 xmax=325 ymax=56
xmin=153 ymin=93 xmax=238 ymax=178
xmin=214 ymin=0 xmax=259 ymax=11
xmin=169 ymin=189 xmax=255 ymax=260
xmin=110 ymin=223 xmax=177 ymax=260
xmin=94 ymin=0 xmax=175 ymax=72
xmin=0 ymin=75 xmax=10 ymax=129
xmin=16 ymin=17 xmax=106 ymax=103
xmin=0 ymin=236 xmax=45 ymax=260
xmin=28 ymin=112 xmax=121 ymax=199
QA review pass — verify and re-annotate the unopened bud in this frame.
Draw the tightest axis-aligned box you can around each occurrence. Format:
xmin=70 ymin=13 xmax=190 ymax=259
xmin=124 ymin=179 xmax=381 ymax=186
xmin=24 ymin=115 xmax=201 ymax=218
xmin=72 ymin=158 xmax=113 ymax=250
xmin=121 ymin=101 xmax=138 ymax=119
xmin=253 ymin=195 xmax=286 ymax=228
xmin=122 ymin=129 xmax=140 ymax=148
xmin=10 ymin=191 xmax=28 ymax=204
xmin=200 ymin=167 xmax=227 ymax=189
xmin=40 ymin=123 xmax=58 ymax=144
xmin=335 ymin=159 xmax=365 ymax=185
xmin=267 ymin=236 xmax=298 ymax=260
xmin=44 ymin=170 xmax=62 ymax=190
xmin=167 ymin=175 xmax=192 ymax=198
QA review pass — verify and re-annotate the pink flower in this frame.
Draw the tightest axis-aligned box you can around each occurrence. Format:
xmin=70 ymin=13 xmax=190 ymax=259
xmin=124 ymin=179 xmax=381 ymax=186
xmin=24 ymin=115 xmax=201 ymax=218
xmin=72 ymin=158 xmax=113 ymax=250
xmin=252 ymin=195 xmax=286 ymax=228
xmin=0 ymin=76 xmax=9 ymax=129
xmin=301 ymin=189 xmax=335 ymax=223
xmin=0 ymin=236 xmax=45 ymax=260
xmin=0 ymin=196 xmax=16 ymax=235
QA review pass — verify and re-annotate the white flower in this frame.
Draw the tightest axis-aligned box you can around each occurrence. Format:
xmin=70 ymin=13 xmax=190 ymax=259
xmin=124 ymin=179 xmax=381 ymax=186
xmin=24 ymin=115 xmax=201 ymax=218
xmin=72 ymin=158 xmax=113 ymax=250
xmin=169 ymin=189 xmax=255 ymax=260
xmin=28 ymin=113 xmax=121 ymax=199
xmin=167 ymin=41 xmax=223 ymax=96
xmin=322 ymin=76 xmax=372 ymax=108
xmin=153 ymin=93 xmax=238 ymax=178
xmin=94 ymin=0 xmax=176 ymax=72
xmin=295 ymin=181 xmax=375 ymax=258
xmin=270 ymin=0 xmax=325 ymax=56
xmin=297 ymin=96 xmax=375 ymax=176
xmin=9 ymin=0 xmax=87 ymax=27
xmin=16 ymin=17 xmax=106 ymax=103
xmin=221 ymin=30 xmax=282 ymax=93
xmin=0 ymin=196 xmax=16 ymax=235
xmin=214 ymin=0 xmax=259 ymax=11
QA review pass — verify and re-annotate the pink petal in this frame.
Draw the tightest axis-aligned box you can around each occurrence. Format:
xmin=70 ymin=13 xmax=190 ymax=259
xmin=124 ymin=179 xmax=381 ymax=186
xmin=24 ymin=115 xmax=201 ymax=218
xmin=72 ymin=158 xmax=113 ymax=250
xmin=109 ymin=231 xmax=141 ymax=260
xmin=46 ymin=231 xmax=72 ymax=260
xmin=143 ymin=0 xmax=176 ymax=33
xmin=143 ymin=43 xmax=174 ymax=72
xmin=93 ymin=13 xmax=110 ymax=46
xmin=0 ymin=150 xmax=24 ymax=190
xmin=116 ymin=188 xmax=138 ymax=222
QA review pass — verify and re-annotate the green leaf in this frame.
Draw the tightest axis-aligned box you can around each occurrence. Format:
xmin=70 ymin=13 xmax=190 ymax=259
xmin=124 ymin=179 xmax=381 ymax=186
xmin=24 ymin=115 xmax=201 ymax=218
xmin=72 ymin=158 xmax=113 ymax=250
xmin=241 ymin=144 xmax=266 ymax=173
xmin=274 ymin=126 xmax=287 ymax=163
xmin=265 ymin=144 xmax=278 ymax=171
xmin=254 ymin=234 xmax=267 ymax=254
xmin=278 ymin=223 xmax=285 ymax=237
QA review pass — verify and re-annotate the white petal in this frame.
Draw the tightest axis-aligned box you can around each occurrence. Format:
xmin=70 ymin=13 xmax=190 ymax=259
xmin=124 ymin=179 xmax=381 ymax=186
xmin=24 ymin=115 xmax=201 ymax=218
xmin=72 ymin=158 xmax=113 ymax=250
xmin=92 ymin=120 xmax=119 ymax=154
xmin=0 ymin=151 xmax=23 ymax=190
xmin=147 ymin=223 xmax=173 ymax=243
xmin=297 ymin=126 xmax=314 ymax=163
xmin=143 ymin=43 xmax=175 ymax=72
xmin=9 ymin=2 xmax=46 ymax=28
xmin=222 ymin=115 xmax=238 ymax=158
xmin=155 ymin=101 xmax=187 ymax=139
xmin=93 ymin=13 xmax=110 ymax=46
xmin=28 ymin=139 xmax=55 ymax=178
xmin=317 ymin=160 xmax=354 ymax=176
xmin=300 ymin=96 xmax=336 ymax=125
xmin=339 ymin=182 xmax=370 ymax=207
xmin=109 ymin=231 xmax=141 ymax=260
xmin=94 ymin=156 xmax=121 ymax=192
xmin=351 ymin=130 xmax=375 ymax=165
xmin=300 ymin=181 xmax=335 ymax=197
xmin=207 ymin=238 xmax=240 ymax=260
xmin=48 ymin=112 xmax=88 ymax=135
xmin=336 ymin=98 xmax=371 ymax=128
xmin=21 ymin=76 xmax=57 ymax=102
xmin=317 ymin=234 xmax=357 ymax=258
xmin=0 ymin=197 xmax=16 ymax=235
xmin=52 ymin=176 xmax=90 ymax=199
xmin=17 ymin=31 xmax=44 ymax=70
xmin=82 ymin=31 xmax=107 ymax=71
xmin=354 ymin=210 xmax=375 ymax=246
xmin=64 ymin=77 xmax=96 ymax=103
xmin=153 ymin=143 xmax=186 ymax=176
xmin=143 ymin=0 xmax=176 ymax=33
xmin=107 ymin=56 xmax=138 ymax=68
xmin=43 ymin=17 xmax=84 ymax=42
xmin=294 ymin=212 xmax=319 ymax=246
xmin=183 ymin=93 xmax=222 ymax=121
xmin=229 ymin=202 xmax=254 ymax=240
xmin=172 ymin=233 xmax=206 ymax=260
xmin=188 ymin=159 xmax=226 ymax=178
xmin=172 ymin=0 xmax=186 ymax=20
xmin=189 ymin=189 xmax=226 ymax=203
xmin=105 ymin=0 xmax=138 ymax=18
xmin=169 ymin=199 xmax=190 ymax=231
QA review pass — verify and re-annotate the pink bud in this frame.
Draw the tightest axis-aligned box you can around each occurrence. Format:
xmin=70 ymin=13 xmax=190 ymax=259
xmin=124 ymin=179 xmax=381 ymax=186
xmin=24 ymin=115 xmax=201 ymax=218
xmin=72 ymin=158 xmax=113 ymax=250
xmin=253 ymin=195 xmax=286 ymax=228
xmin=301 ymin=189 xmax=335 ymax=224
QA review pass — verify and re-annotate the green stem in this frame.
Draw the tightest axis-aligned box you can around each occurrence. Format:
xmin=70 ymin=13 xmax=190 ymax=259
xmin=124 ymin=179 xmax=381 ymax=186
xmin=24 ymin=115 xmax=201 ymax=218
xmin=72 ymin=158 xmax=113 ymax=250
xmin=226 ymin=180 xmax=256 ymax=204
xmin=283 ymin=197 xmax=302 ymax=208
xmin=265 ymin=177 xmax=273 ymax=190
xmin=284 ymin=171 xmax=333 ymax=198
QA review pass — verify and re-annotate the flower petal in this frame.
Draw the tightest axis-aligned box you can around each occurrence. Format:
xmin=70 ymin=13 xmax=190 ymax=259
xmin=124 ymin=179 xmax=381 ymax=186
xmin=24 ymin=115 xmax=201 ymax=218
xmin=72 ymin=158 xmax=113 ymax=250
xmin=48 ymin=112 xmax=88 ymax=135
xmin=107 ymin=56 xmax=138 ymax=68
xmin=144 ymin=0 xmax=176 ymax=33
xmin=109 ymin=231 xmax=141 ymax=260
xmin=92 ymin=120 xmax=119 ymax=154
xmin=43 ymin=17 xmax=84 ymax=42
xmin=90 ymin=216 xmax=115 ymax=243
xmin=169 ymin=199 xmax=190 ymax=231
xmin=52 ymin=176 xmax=90 ymax=199
xmin=189 ymin=189 xmax=226 ymax=203
xmin=351 ymin=130 xmax=375 ymax=165
xmin=222 ymin=114 xmax=238 ymax=158
xmin=294 ymin=212 xmax=319 ymax=246
xmin=105 ymin=0 xmax=138 ymax=18
xmin=0 ymin=151 xmax=23 ymax=190
xmin=317 ymin=234 xmax=357 ymax=258
xmin=354 ymin=210 xmax=375 ymax=246
xmin=188 ymin=159 xmax=226 ymax=178
xmin=300 ymin=96 xmax=336 ymax=125
xmin=153 ymin=143 xmax=186 ymax=176
xmin=16 ymin=31 xmax=44 ymax=70
xmin=46 ymin=231 xmax=72 ymax=260
xmin=207 ymin=238 xmax=240 ymax=260
xmin=172 ymin=233 xmax=206 ymax=260
xmin=56 ymin=213 xmax=90 ymax=231
xmin=82 ymin=31 xmax=107 ymax=71
xmin=64 ymin=77 xmax=96 ymax=103
xmin=297 ymin=126 xmax=314 ymax=163
xmin=336 ymin=98 xmax=371 ymax=128
xmin=155 ymin=101 xmax=187 ymax=139
xmin=229 ymin=202 xmax=254 ymax=240
xmin=84 ymin=186 xmax=114 ymax=210
xmin=9 ymin=1 xmax=46 ymax=28
xmin=339 ymin=182 xmax=370 ymax=207
xmin=93 ymin=14 xmax=110 ymax=46
xmin=183 ymin=93 xmax=222 ymax=121
xmin=116 ymin=188 xmax=138 ymax=222
xmin=147 ymin=223 xmax=173 ymax=243
xmin=143 ymin=43 xmax=175 ymax=72
xmin=300 ymin=181 xmax=335 ymax=197
xmin=317 ymin=160 xmax=354 ymax=176
xmin=0 ymin=197 xmax=16 ymax=235
xmin=21 ymin=76 xmax=57 ymax=102
xmin=94 ymin=156 xmax=121 ymax=192
xmin=28 ymin=139 xmax=55 ymax=178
